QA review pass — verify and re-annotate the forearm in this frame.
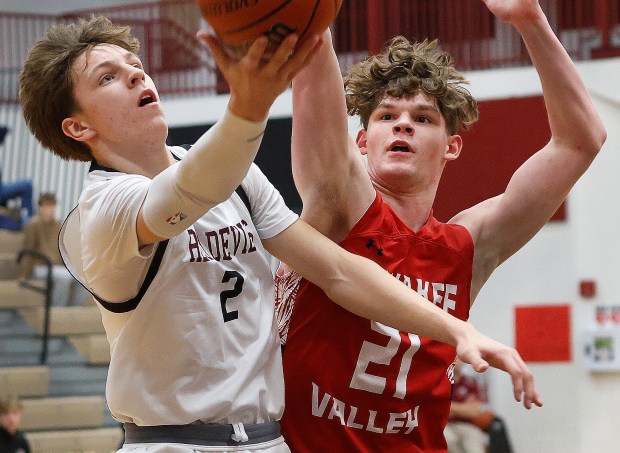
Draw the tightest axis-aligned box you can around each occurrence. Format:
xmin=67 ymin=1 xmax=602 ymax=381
xmin=180 ymin=108 xmax=266 ymax=202
xmin=324 ymin=247 xmax=466 ymax=345
xmin=142 ymin=109 xmax=266 ymax=239
xmin=19 ymin=227 xmax=36 ymax=278
xmin=291 ymin=29 xmax=350 ymax=195
xmin=514 ymin=7 xmax=606 ymax=151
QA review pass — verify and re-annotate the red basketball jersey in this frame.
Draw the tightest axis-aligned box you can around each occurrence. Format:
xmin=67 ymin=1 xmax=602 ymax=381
xmin=280 ymin=193 xmax=474 ymax=452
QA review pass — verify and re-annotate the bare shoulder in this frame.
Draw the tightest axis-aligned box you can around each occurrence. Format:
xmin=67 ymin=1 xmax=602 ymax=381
xmin=448 ymin=196 xmax=501 ymax=245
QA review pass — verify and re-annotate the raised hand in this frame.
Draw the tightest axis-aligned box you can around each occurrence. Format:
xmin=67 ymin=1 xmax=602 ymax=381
xmin=481 ymin=0 xmax=543 ymax=25
xmin=455 ymin=322 xmax=543 ymax=409
xmin=197 ymin=31 xmax=322 ymax=122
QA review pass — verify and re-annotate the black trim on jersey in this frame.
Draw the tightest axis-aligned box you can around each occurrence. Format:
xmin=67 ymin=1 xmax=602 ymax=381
xmin=235 ymin=185 xmax=251 ymax=215
xmin=87 ymin=147 xmax=251 ymax=313
xmin=88 ymin=160 xmax=118 ymax=173
xmin=95 ymin=239 xmax=170 ymax=313
xmin=86 ymin=155 xmax=182 ymax=313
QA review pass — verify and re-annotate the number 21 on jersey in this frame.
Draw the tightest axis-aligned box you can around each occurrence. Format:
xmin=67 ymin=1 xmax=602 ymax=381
xmin=350 ymin=321 xmax=421 ymax=399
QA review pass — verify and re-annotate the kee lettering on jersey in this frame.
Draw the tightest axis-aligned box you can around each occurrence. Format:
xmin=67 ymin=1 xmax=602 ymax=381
xmin=393 ymin=272 xmax=458 ymax=314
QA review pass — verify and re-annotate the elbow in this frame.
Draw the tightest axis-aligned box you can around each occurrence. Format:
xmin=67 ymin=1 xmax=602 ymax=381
xmin=595 ymin=125 xmax=608 ymax=155
xmin=318 ymin=253 xmax=355 ymax=306
xmin=563 ymin=122 xmax=607 ymax=161
xmin=587 ymin=120 xmax=607 ymax=158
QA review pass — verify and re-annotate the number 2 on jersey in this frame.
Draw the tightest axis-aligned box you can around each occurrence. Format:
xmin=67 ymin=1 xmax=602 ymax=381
xmin=220 ymin=270 xmax=244 ymax=322
xmin=350 ymin=321 xmax=421 ymax=399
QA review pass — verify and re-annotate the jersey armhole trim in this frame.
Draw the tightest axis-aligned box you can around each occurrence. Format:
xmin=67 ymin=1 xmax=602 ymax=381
xmin=95 ymin=239 xmax=169 ymax=313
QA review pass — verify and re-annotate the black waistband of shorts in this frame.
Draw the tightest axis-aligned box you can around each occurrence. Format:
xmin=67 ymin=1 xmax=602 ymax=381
xmin=123 ymin=420 xmax=281 ymax=446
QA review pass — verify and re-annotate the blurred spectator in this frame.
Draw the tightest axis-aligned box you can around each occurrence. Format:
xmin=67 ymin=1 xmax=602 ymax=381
xmin=445 ymin=359 xmax=492 ymax=453
xmin=0 ymin=396 xmax=31 ymax=453
xmin=0 ymin=127 xmax=33 ymax=230
xmin=0 ymin=168 xmax=33 ymax=231
xmin=19 ymin=193 xmax=90 ymax=306
xmin=445 ymin=359 xmax=514 ymax=453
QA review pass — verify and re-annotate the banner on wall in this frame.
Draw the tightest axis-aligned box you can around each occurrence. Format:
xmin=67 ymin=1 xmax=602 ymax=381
xmin=515 ymin=304 xmax=571 ymax=362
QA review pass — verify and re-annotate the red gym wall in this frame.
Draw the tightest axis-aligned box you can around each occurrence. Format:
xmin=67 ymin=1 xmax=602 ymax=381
xmin=433 ymin=95 xmax=565 ymax=222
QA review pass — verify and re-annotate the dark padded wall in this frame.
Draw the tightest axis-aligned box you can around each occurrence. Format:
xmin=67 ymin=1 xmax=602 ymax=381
xmin=167 ymin=117 xmax=302 ymax=213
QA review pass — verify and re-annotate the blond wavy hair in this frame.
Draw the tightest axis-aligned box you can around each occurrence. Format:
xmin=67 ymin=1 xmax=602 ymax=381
xmin=345 ymin=37 xmax=479 ymax=134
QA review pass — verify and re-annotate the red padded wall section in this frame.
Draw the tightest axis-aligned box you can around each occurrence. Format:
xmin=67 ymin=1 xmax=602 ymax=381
xmin=433 ymin=95 xmax=566 ymax=223
xmin=515 ymin=304 xmax=572 ymax=362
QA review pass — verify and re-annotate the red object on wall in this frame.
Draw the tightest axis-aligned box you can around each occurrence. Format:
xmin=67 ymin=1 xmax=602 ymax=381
xmin=515 ymin=304 xmax=572 ymax=362
xmin=434 ymin=96 xmax=566 ymax=223
xmin=579 ymin=279 xmax=597 ymax=298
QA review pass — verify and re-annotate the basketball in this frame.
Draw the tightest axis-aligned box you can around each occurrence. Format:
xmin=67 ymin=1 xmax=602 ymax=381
xmin=197 ymin=0 xmax=343 ymax=54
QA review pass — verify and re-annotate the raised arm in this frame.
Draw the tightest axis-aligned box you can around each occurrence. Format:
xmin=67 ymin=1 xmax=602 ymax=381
xmin=137 ymin=34 xmax=320 ymax=245
xmin=291 ymin=30 xmax=374 ymax=241
xmin=455 ymin=0 xmax=606 ymax=286
xmin=264 ymin=219 xmax=543 ymax=409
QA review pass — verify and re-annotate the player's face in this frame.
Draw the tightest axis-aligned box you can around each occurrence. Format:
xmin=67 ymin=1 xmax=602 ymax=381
xmin=358 ymin=93 xmax=461 ymax=191
xmin=64 ymin=44 xmax=167 ymax=151
xmin=38 ymin=203 xmax=56 ymax=222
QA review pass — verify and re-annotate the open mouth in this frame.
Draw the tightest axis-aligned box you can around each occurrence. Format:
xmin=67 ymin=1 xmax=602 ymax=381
xmin=138 ymin=90 xmax=156 ymax=107
xmin=389 ymin=141 xmax=411 ymax=153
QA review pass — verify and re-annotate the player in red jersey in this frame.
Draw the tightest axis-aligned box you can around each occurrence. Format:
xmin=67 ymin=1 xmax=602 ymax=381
xmin=277 ymin=0 xmax=605 ymax=451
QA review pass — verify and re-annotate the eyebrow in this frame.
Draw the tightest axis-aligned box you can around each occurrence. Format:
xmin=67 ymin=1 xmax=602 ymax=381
xmin=376 ymin=101 xmax=440 ymax=114
xmin=88 ymin=52 xmax=139 ymax=76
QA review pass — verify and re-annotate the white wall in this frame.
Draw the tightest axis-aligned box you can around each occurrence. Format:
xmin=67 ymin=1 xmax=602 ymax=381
xmin=465 ymin=59 xmax=620 ymax=453
xmin=165 ymin=58 xmax=620 ymax=453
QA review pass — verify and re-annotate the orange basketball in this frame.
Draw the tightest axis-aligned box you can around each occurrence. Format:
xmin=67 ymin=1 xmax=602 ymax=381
xmin=197 ymin=0 xmax=343 ymax=52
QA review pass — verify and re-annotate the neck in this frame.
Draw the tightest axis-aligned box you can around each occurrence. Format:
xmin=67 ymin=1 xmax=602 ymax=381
xmin=374 ymin=185 xmax=436 ymax=232
xmin=92 ymin=143 xmax=174 ymax=178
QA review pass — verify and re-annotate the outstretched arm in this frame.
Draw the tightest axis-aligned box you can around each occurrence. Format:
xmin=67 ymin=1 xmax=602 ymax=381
xmin=455 ymin=0 xmax=607 ymax=288
xmin=291 ymin=30 xmax=375 ymax=241
xmin=264 ymin=219 xmax=543 ymax=409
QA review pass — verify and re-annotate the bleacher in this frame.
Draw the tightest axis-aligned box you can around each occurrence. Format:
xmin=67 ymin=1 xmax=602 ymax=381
xmin=0 ymin=229 xmax=122 ymax=453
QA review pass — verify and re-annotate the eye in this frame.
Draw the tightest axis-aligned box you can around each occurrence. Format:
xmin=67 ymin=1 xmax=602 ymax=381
xmin=416 ymin=116 xmax=431 ymax=124
xmin=379 ymin=113 xmax=393 ymax=120
xmin=99 ymin=73 xmax=114 ymax=85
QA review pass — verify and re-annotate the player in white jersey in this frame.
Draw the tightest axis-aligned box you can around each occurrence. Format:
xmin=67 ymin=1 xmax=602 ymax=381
xmin=19 ymin=16 xmax=540 ymax=452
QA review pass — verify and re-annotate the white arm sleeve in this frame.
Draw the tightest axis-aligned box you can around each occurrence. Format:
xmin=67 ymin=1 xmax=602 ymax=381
xmin=142 ymin=108 xmax=267 ymax=238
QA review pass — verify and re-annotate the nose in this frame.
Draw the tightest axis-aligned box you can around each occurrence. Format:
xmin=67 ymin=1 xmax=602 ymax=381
xmin=392 ymin=117 xmax=414 ymax=135
xmin=128 ymin=65 xmax=145 ymax=87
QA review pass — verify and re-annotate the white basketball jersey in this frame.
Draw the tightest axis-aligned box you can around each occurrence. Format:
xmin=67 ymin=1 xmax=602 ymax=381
xmin=60 ymin=148 xmax=297 ymax=426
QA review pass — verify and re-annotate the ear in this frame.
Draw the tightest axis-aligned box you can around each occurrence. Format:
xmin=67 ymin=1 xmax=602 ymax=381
xmin=444 ymin=134 xmax=462 ymax=161
xmin=356 ymin=129 xmax=368 ymax=156
xmin=61 ymin=117 xmax=96 ymax=142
